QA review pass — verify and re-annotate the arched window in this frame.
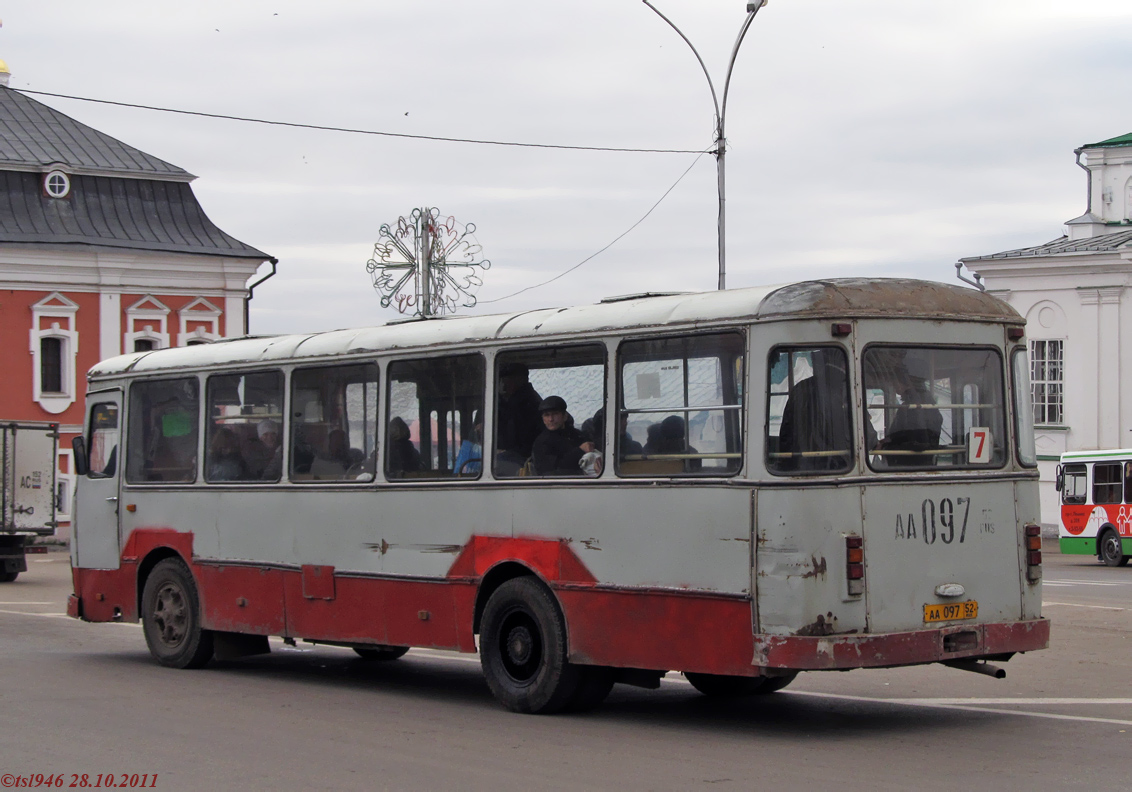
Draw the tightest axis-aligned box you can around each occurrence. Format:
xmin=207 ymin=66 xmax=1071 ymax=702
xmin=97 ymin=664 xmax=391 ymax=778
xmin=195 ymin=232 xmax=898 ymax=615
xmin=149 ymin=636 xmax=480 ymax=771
xmin=40 ymin=337 xmax=63 ymax=393
xmin=30 ymin=292 xmax=79 ymax=414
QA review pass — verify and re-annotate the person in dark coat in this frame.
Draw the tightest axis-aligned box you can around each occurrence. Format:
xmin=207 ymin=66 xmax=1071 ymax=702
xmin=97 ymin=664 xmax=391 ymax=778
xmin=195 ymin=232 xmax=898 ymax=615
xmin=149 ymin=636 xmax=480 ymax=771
xmin=495 ymin=362 xmax=543 ymax=468
xmin=532 ymin=395 xmax=597 ymax=476
xmin=386 ymin=417 xmax=421 ymax=476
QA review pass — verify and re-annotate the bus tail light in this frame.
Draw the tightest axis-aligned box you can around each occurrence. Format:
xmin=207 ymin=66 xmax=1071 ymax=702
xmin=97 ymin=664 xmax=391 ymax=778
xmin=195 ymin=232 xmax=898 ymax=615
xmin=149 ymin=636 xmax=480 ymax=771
xmin=846 ymin=535 xmax=864 ymax=595
xmin=1024 ymin=524 xmax=1042 ymax=582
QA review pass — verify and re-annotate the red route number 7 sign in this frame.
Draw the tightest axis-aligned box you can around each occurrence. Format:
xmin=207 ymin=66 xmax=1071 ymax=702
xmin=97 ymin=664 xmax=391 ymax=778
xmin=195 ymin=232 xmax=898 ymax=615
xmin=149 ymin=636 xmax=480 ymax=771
xmin=968 ymin=427 xmax=991 ymax=464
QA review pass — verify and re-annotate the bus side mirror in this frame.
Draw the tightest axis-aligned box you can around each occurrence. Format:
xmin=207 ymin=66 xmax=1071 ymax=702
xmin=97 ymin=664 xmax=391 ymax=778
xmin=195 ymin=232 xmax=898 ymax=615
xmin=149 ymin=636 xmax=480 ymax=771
xmin=72 ymin=436 xmax=89 ymax=477
xmin=1054 ymin=464 xmax=1063 ymax=492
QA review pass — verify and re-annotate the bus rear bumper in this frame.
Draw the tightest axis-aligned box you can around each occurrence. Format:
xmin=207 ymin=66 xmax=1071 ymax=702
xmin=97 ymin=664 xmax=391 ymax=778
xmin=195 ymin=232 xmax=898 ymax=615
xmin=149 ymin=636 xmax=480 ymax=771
xmin=752 ymin=618 xmax=1049 ymax=671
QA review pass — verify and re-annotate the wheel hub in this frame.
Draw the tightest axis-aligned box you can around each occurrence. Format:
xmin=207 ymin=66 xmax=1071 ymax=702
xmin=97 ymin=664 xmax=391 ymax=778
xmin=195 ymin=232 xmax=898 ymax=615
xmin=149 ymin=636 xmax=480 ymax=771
xmin=506 ymin=625 xmax=533 ymax=665
xmin=153 ymin=583 xmax=188 ymax=647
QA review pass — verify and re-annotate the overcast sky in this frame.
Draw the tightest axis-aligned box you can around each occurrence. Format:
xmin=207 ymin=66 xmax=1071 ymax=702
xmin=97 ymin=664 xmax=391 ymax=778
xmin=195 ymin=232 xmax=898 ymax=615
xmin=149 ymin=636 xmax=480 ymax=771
xmin=4 ymin=1 xmax=1131 ymax=333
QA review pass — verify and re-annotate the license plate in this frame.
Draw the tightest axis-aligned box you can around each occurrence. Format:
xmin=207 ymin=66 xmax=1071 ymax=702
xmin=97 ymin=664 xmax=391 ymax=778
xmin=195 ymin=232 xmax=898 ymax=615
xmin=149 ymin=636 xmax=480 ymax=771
xmin=924 ymin=600 xmax=978 ymax=623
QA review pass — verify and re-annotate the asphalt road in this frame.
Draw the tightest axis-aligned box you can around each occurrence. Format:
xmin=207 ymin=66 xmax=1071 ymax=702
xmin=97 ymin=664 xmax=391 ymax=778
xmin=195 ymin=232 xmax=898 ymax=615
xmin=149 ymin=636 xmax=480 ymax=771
xmin=1 ymin=545 xmax=1129 ymax=791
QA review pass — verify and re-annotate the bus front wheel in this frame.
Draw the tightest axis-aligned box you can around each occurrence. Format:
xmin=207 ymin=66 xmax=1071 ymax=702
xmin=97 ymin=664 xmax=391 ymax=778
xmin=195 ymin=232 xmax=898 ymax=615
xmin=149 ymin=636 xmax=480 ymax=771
xmin=1099 ymin=529 xmax=1129 ymax=567
xmin=0 ymin=572 xmax=17 ymax=583
xmin=479 ymin=577 xmax=581 ymax=714
xmin=685 ymin=671 xmax=797 ymax=697
xmin=141 ymin=558 xmax=214 ymax=669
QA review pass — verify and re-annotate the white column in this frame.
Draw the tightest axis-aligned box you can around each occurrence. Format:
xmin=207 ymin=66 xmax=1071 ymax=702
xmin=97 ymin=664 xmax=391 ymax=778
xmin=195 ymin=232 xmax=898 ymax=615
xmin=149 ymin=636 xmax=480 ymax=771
xmin=99 ymin=292 xmax=121 ymax=360
xmin=1076 ymin=288 xmax=1101 ymax=449
xmin=224 ymin=295 xmax=245 ymax=338
xmin=1097 ymin=287 xmax=1122 ymax=447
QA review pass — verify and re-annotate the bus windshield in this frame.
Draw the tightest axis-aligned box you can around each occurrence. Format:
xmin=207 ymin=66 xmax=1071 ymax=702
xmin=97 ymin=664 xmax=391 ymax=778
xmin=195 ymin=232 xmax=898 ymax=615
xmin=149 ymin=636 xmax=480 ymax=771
xmin=864 ymin=346 xmax=1005 ymax=470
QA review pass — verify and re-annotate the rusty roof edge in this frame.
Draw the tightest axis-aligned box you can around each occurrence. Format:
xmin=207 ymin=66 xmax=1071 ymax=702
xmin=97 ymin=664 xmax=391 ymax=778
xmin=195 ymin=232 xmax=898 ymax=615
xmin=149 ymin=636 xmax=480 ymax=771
xmin=756 ymin=278 xmax=1022 ymax=322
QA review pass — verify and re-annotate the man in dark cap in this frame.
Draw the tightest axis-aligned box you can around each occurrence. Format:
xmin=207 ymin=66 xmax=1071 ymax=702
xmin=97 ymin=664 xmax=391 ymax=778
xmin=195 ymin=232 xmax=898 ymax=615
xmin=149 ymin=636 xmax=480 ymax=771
xmin=532 ymin=395 xmax=597 ymax=476
xmin=495 ymin=362 xmax=543 ymax=472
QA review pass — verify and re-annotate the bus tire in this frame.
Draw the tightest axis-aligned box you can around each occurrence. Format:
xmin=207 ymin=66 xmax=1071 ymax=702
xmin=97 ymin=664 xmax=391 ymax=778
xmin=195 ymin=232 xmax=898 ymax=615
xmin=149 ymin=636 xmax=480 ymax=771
xmin=0 ymin=572 xmax=17 ymax=583
xmin=566 ymin=665 xmax=615 ymax=712
xmin=479 ymin=576 xmax=580 ymax=714
xmin=684 ymin=672 xmax=766 ymax=697
xmin=755 ymin=672 xmax=798 ymax=693
xmin=353 ymin=645 xmax=410 ymax=661
xmin=141 ymin=558 xmax=214 ymax=669
xmin=684 ymin=671 xmax=797 ymax=697
xmin=1099 ymin=529 xmax=1128 ymax=567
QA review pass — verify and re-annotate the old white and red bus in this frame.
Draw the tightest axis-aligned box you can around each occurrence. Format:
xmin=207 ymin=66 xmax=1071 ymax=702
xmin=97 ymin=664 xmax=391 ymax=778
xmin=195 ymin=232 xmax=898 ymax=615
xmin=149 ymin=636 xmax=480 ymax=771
xmin=1057 ymin=449 xmax=1132 ymax=567
xmin=67 ymin=278 xmax=1048 ymax=713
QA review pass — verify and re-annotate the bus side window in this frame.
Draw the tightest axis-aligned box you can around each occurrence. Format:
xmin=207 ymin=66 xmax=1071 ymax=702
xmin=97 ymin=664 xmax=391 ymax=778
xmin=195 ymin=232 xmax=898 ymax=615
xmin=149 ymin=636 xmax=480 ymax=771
xmin=618 ymin=332 xmax=744 ymax=477
xmin=126 ymin=378 xmax=200 ymax=484
xmin=1125 ymin=462 xmax=1132 ymax=504
xmin=386 ymin=355 xmax=484 ymax=480
xmin=1093 ymin=462 xmax=1122 ymax=505
xmin=767 ymin=346 xmax=852 ymax=475
xmin=1062 ymin=463 xmax=1087 ymax=505
xmin=205 ymin=371 xmax=284 ymax=483
xmin=290 ymin=363 xmax=378 ymax=483
xmin=494 ymin=344 xmax=606 ymax=478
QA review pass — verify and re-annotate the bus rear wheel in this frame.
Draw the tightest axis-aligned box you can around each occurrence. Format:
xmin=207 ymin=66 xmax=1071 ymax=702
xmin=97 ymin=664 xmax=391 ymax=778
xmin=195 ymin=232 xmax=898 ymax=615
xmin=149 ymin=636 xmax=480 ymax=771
xmin=480 ymin=577 xmax=580 ymax=714
xmin=141 ymin=558 xmax=214 ymax=669
xmin=1099 ymin=529 xmax=1129 ymax=567
xmin=353 ymin=645 xmax=410 ymax=661
xmin=684 ymin=671 xmax=797 ymax=697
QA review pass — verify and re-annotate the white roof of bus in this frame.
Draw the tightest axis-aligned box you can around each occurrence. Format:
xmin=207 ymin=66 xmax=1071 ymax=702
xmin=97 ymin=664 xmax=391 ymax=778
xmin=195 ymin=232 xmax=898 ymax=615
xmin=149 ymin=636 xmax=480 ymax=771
xmin=1061 ymin=449 xmax=1132 ymax=461
xmin=90 ymin=278 xmax=1019 ymax=378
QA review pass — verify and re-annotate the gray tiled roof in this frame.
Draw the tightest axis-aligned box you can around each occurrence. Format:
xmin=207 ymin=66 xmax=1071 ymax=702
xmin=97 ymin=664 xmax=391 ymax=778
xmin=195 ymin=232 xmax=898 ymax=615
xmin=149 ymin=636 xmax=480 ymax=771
xmin=0 ymin=86 xmax=192 ymax=180
xmin=0 ymin=170 xmax=271 ymax=259
xmin=962 ymin=228 xmax=1132 ymax=262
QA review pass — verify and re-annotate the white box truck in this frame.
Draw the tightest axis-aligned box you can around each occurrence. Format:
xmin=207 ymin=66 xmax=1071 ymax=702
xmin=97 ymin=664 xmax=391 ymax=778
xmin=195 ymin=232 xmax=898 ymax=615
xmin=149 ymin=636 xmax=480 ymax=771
xmin=1 ymin=422 xmax=58 ymax=582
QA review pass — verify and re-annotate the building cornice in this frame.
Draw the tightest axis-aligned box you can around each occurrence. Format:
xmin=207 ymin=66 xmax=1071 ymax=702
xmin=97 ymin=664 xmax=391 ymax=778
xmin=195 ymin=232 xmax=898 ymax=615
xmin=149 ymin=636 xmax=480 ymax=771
xmin=0 ymin=246 xmax=266 ymax=295
xmin=0 ymin=162 xmax=194 ymax=183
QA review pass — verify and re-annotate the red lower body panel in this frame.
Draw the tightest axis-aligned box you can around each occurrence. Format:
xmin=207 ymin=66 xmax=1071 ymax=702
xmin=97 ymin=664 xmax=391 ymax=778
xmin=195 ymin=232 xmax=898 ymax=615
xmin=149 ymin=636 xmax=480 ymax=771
xmin=752 ymin=618 xmax=1050 ymax=670
xmin=71 ymin=528 xmax=1048 ymax=676
xmin=556 ymin=585 xmax=756 ymax=676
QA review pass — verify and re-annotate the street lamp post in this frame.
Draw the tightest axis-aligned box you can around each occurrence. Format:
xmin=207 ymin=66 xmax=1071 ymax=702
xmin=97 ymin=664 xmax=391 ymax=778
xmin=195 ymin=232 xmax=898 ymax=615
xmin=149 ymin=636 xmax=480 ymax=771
xmin=643 ymin=1 xmax=766 ymax=291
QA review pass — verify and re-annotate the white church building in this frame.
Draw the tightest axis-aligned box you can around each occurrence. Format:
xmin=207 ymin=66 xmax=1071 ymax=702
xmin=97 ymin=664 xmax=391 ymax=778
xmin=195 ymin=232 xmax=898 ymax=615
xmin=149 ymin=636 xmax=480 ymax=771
xmin=960 ymin=132 xmax=1132 ymax=527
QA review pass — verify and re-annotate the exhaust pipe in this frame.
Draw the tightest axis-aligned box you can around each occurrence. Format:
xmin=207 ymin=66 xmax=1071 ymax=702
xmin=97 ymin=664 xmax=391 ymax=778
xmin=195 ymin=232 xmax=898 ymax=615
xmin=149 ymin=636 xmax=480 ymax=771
xmin=942 ymin=660 xmax=1006 ymax=679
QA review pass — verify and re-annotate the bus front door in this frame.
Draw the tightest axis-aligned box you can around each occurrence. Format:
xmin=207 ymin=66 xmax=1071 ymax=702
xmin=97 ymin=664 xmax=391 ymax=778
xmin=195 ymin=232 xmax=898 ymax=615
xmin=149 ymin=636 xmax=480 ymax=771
xmin=72 ymin=392 xmax=122 ymax=570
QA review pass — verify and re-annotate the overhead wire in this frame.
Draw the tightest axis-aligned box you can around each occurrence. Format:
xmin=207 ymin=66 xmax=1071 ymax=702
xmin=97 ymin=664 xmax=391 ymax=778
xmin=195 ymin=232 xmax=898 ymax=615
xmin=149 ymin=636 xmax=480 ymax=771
xmin=17 ymin=89 xmax=707 ymax=155
xmin=479 ymin=150 xmax=710 ymax=304
xmin=18 ymin=87 xmax=715 ymax=304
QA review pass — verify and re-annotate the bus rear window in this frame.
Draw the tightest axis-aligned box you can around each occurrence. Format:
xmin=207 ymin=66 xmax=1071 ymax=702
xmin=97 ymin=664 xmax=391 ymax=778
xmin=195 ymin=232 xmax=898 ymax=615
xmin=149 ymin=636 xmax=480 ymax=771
xmin=767 ymin=346 xmax=852 ymax=475
xmin=864 ymin=346 xmax=1005 ymax=471
xmin=126 ymin=378 xmax=199 ymax=484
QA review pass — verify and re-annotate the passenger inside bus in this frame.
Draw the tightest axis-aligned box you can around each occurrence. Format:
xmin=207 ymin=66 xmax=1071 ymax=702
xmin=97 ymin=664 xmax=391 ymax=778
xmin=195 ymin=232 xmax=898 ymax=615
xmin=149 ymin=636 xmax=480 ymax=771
xmin=870 ymin=355 xmax=944 ymax=467
xmin=774 ymin=349 xmax=853 ymax=473
xmin=249 ymin=420 xmax=282 ymax=480
xmin=387 ymin=417 xmax=421 ymax=475
xmin=880 ymin=381 xmax=943 ymax=467
xmin=495 ymin=362 xmax=543 ymax=474
xmin=643 ymin=415 xmax=701 ymax=472
xmin=453 ymin=412 xmax=483 ymax=475
xmin=532 ymin=395 xmax=598 ymax=476
xmin=310 ymin=428 xmax=353 ymax=479
xmin=208 ymin=428 xmax=250 ymax=481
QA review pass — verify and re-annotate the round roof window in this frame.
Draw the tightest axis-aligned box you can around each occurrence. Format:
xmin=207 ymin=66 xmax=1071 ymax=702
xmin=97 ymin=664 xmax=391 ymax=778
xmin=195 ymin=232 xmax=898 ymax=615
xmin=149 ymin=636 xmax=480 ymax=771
xmin=44 ymin=170 xmax=70 ymax=198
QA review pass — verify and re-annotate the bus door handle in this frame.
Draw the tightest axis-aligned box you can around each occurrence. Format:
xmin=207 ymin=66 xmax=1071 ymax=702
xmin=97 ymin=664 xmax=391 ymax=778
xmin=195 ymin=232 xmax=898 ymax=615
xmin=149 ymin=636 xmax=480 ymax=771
xmin=105 ymin=496 xmax=118 ymax=503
